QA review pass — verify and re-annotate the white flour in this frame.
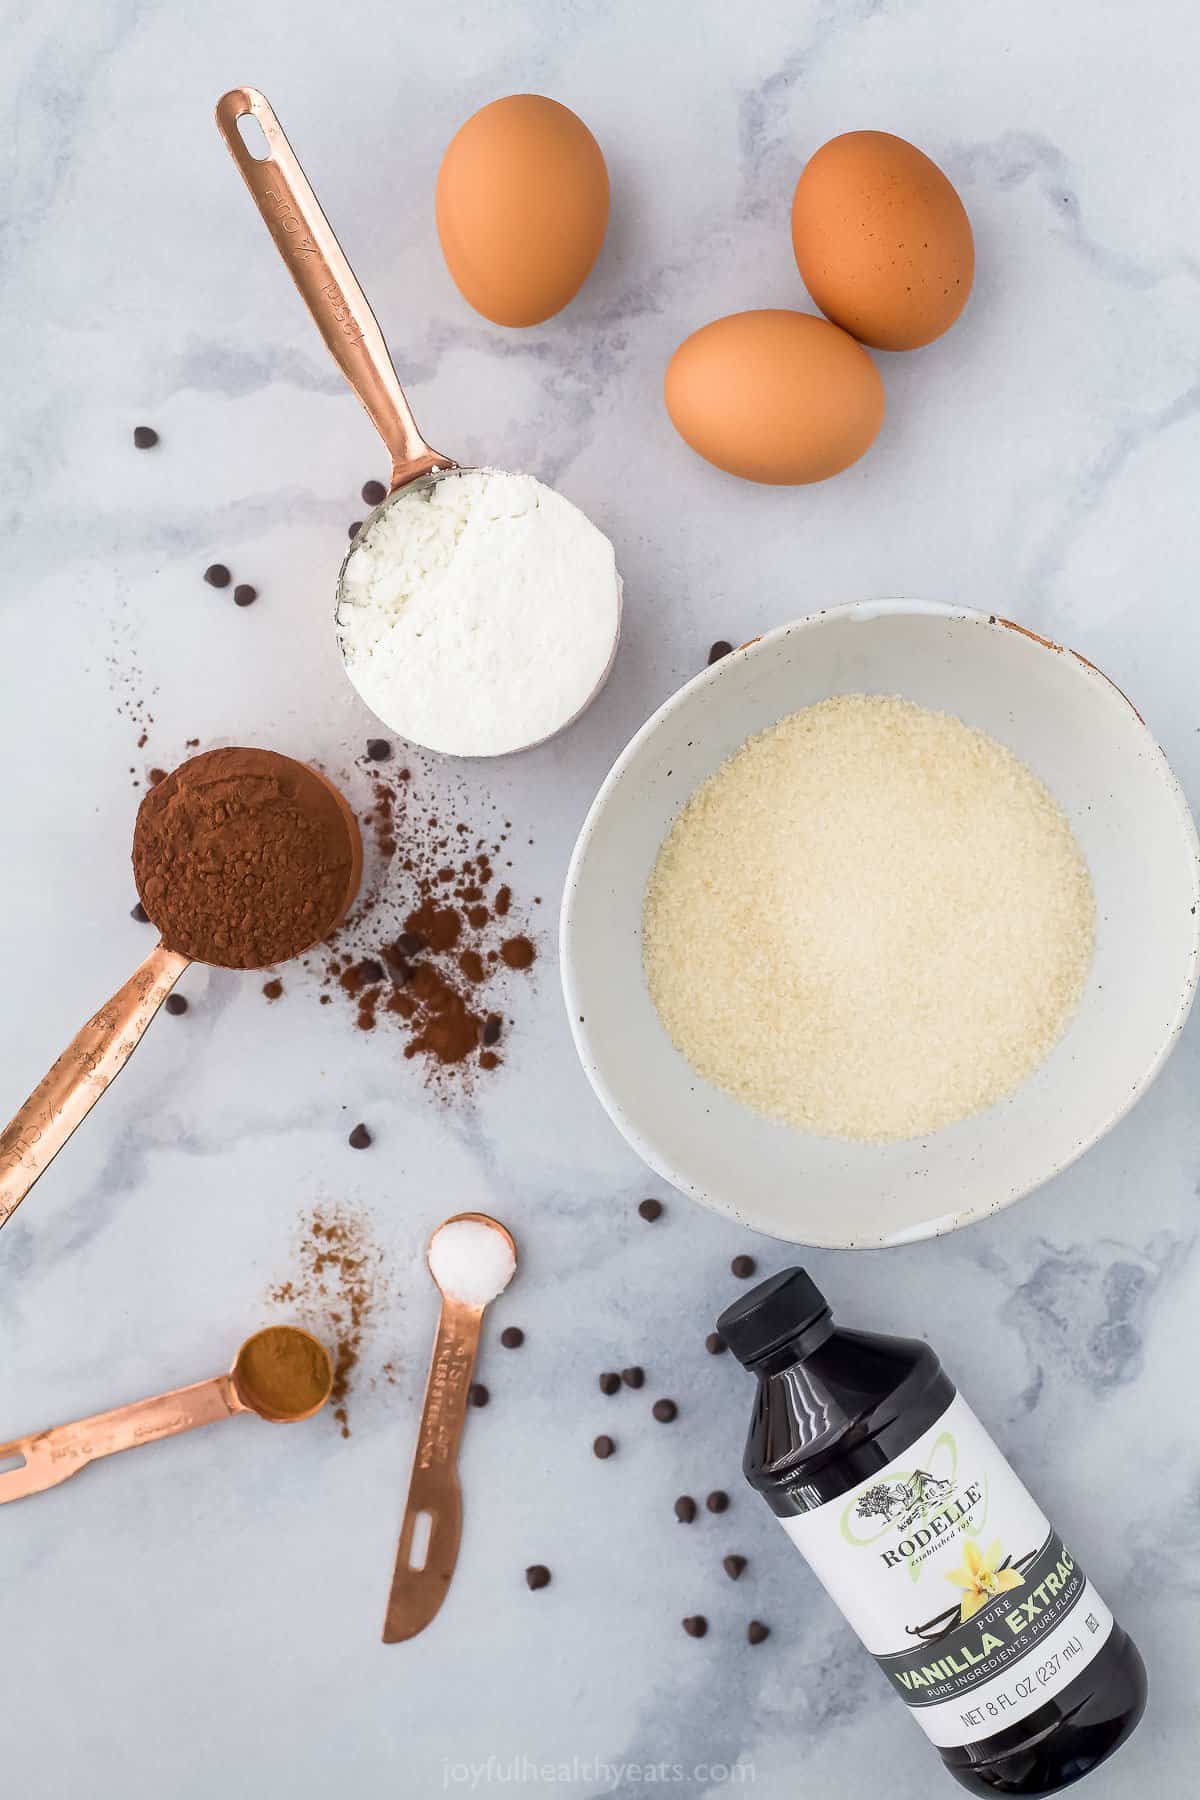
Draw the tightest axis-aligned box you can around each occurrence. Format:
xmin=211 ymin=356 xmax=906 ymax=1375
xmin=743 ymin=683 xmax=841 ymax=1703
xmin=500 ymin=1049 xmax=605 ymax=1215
xmin=336 ymin=468 xmax=621 ymax=757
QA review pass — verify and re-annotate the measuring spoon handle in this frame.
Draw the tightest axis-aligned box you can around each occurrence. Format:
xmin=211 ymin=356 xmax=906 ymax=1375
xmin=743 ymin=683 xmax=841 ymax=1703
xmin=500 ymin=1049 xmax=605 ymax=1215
xmin=0 ymin=942 xmax=189 ymax=1234
xmin=0 ymin=1374 xmax=243 ymax=1504
xmin=215 ymin=87 xmax=451 ymax=493
xmin=382 ymin=1296 xmax=481 ymax=1642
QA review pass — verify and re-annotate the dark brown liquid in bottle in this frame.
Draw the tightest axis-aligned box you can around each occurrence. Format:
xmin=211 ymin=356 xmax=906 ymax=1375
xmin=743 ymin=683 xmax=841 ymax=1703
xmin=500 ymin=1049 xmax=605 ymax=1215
xmin=719 ymin=1271 xmax=1146 ymax=1796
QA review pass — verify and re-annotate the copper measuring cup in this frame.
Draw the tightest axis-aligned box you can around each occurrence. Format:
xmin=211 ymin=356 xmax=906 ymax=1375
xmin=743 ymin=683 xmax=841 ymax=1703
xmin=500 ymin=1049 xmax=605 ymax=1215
xmin=0 ymin=1325 xmax=333 ymax=1505
xmin=382 ymin=1212 xmax=517 ymax=1642
xmin=0 ymin=752 xmax=361 ymax=1234
xmin=214 ymin=89 xmax=622 ymax=758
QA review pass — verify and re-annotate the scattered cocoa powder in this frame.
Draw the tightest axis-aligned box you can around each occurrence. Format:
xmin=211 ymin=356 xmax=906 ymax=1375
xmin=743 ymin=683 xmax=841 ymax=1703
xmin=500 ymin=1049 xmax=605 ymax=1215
xmin=275 ymin=758 xmax=538 ymax=1093
xmin=107 ymin=606 xmax=156 ymax=778
xmin=267 ymin=1203 xmax=386 ymax=1438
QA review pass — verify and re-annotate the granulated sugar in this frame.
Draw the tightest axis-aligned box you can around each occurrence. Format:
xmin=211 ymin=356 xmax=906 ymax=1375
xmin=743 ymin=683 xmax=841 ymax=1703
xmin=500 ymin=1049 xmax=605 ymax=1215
xmin=643 ymin=695 xmax=1095 ymax=1142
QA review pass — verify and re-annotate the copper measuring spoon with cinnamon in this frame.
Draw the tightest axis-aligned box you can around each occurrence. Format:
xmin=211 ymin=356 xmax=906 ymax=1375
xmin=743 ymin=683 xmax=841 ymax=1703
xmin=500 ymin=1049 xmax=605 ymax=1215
xmin=0 ymin=748 xmax=361 ymax=1234
xmin=0 ymin=1325 xmax=333 ymax=1505
xmin=382 ymin=1213 xmax=518 ymax=1643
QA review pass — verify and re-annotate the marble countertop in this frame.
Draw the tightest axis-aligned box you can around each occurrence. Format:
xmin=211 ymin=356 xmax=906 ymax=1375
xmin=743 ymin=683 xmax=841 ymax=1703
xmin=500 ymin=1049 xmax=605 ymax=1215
xmin=4 ymin=3 xmax=1199 ymax=1796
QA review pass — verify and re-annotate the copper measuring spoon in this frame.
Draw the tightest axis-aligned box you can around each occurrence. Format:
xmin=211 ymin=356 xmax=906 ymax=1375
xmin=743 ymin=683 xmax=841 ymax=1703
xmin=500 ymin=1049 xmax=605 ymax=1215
xmin=0 ymin=1325 xmax=333 ymax=1505
xmin=382 ymin=1212 xmax=518 ymax=1643
xmin=214 ymin=88 xmax=622 ymax=758
xmin=0 ymin=749 xmax=361 ymax=1234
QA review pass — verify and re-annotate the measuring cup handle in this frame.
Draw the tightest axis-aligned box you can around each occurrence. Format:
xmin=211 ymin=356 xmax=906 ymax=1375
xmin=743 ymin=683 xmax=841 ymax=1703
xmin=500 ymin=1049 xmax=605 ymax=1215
xmin=215 ymin=87 xmax=452 ymax=493
xmin=382 ymin=1297 xmax=480 ymax=1642
xmin=0 ymin=1374 xmax=242 ymax=1504
xmin=0 ymin=942 xmax=189 ymax=1234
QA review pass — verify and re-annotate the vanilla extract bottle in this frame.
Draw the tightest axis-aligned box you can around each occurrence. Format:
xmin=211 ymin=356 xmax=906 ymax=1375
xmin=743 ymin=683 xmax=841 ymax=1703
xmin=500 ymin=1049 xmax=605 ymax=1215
xmin=718 ymin=1270 xmax=1146 ymax=1795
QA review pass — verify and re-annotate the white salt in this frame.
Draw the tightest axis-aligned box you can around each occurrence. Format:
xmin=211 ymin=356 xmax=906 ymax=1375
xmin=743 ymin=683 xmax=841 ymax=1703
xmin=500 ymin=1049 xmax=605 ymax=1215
xmin=428 ymin=1218 xmax=516 ymax=1306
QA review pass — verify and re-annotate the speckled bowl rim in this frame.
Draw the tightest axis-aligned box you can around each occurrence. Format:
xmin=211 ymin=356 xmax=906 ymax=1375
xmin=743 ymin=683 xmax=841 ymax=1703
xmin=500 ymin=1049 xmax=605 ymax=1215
xmin=560 ymin=598 xmax=1200 ymax=1248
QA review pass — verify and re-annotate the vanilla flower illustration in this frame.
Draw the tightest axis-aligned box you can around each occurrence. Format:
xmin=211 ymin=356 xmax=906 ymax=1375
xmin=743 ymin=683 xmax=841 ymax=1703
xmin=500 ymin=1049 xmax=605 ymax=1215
xmin=947 ymin=1540 xmax=1025 ymax=1621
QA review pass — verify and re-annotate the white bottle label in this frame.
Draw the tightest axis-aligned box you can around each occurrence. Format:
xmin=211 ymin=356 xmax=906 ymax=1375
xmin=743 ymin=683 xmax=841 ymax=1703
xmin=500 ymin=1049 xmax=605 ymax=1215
xmin=778 ymin=1394 xmax=1114 ymax=1748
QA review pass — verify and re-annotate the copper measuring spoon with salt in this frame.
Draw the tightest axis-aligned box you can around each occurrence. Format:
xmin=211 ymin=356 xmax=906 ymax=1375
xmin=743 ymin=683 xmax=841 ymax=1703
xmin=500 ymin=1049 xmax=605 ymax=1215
xmin=382 ymin=1212 xmax=518 ymax=1643
xmin=0 ymin=1325 xmax=333 ymax=1505
xmin=214 ymin=88 xmax=622 ymax=758
xmin=0 ymin=748 xmax=361 ymax=1234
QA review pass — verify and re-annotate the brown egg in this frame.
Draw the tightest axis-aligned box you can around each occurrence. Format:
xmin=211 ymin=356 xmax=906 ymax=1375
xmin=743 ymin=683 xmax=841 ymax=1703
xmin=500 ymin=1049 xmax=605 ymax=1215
xmin=436 ymin=95 xmax=609 ymax=327
xmin=664 ymin=310 xmax=884 ymax=485
xmin=791 ymin=131 xmax=974 ymax=350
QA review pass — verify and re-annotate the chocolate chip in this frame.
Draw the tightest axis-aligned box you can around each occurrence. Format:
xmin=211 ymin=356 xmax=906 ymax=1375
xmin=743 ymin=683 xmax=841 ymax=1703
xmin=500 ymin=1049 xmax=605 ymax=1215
xmin=396 ymin=931 xmax=425 ymax=956
xmin=731 ymin=1255 xmax=757 ymax=1278
xmin=525 ymin=1564 xmax=551 ymax=1590
xmin=682 ymin=1615 xmax=708 ymax=1638
xmin=705 ymin=1332 xmax=727 ymax=1355
xmin=233 ymin=584 xmax=257 ymax=607
xmin=652 ymin=1398 xmax=677 ymax=1423
xmin=366 ymin=738 xmax=392 ymax=761
xmin=482 ymin=1013 xmax=503 ymax=1047
xmin=708 ymin=640 xmax=733 ymax=664
xmin=621 ymin=1366 xmax=644 ymax=1390
xmin=599 ymin=1372 xmax=620 ymax=1395
xmin=262 ymin=978 xmax=283 ymax=1000
xmin=637 ymin=1198 xmax=663 ymax=1222
xmin=130 ymin=901 xmax=150 ymax=923
xmin=747 ymin=1620 xmax=770 ymax=1645
xmin=164 ymin=994 xmax=188 ymax=1016
xmin=706 ymin=1490 xmax=729 ymax=1514
xmin=723 ymin=1554 xmax=747 ymax=1581
xmin=361 ymin=479 xmax=387 ymax=506
xmin=674 ymin=1495 xmax=697 ymax=1523
xmin=348 ymin=1123 xmax=372 ymax=1149
xmin=354 ymin=958 xmax=385 ymax=986
xmin=468 ymin=1383 xmax=489 ymax=1407
xmin=500 ymin=1326 xmax=524 ymax=1349
xmin=348 ymin=520 xmax=362 ymax=540
xmin=133 ymin=425 xmax=159 ymax=449
xmin=593 ymin=1434 xmax=615 ymax=1459
xmin=203 ymin=563 xmax=231 ymax=588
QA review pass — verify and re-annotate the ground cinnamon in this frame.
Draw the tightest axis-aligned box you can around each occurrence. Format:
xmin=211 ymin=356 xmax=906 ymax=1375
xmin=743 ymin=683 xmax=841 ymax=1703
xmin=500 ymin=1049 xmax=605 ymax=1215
xmin=132 ymin=747 xmax=361 ymax=969
xmin=236 ymin=1326 xmax=331 ymax=1419
xmin=268 ymin=1204 xmax=386 ymax=1437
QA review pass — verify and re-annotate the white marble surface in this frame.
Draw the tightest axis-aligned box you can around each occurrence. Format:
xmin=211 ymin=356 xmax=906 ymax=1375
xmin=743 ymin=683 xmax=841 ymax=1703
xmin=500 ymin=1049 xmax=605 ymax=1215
xmin=4 ymin=3 xmax=1199 ymax=1796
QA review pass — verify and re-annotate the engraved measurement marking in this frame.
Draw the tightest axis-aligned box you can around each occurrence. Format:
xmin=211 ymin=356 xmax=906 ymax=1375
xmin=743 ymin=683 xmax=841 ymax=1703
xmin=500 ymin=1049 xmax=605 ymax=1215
xmin=262 ymin=188 xmax=365 ymax=344
xmin=321 ymin=282 xmax=366 ymax=346
xmin=418 ymin=1337 xmax=473 ymax=1469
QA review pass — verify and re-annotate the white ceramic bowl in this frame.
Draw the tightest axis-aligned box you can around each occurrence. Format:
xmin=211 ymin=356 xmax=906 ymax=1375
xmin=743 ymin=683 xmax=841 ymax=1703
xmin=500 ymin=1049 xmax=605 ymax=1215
xmin=561 ymin=601 xmax=1200 ymax=1247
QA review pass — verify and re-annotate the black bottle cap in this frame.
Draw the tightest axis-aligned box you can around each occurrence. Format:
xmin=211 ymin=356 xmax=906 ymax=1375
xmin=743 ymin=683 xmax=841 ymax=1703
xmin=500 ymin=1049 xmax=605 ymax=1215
xmin=717 ymin=1268 xmax=830 ymax=1365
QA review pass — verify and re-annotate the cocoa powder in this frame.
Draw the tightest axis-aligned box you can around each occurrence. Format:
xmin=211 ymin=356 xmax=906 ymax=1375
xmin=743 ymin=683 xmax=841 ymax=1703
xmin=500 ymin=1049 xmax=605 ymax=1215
xmin=283 ymin=757 xmax=538 ymax=1089
xmin=133 ymin=747 xmax=362 ymax=969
